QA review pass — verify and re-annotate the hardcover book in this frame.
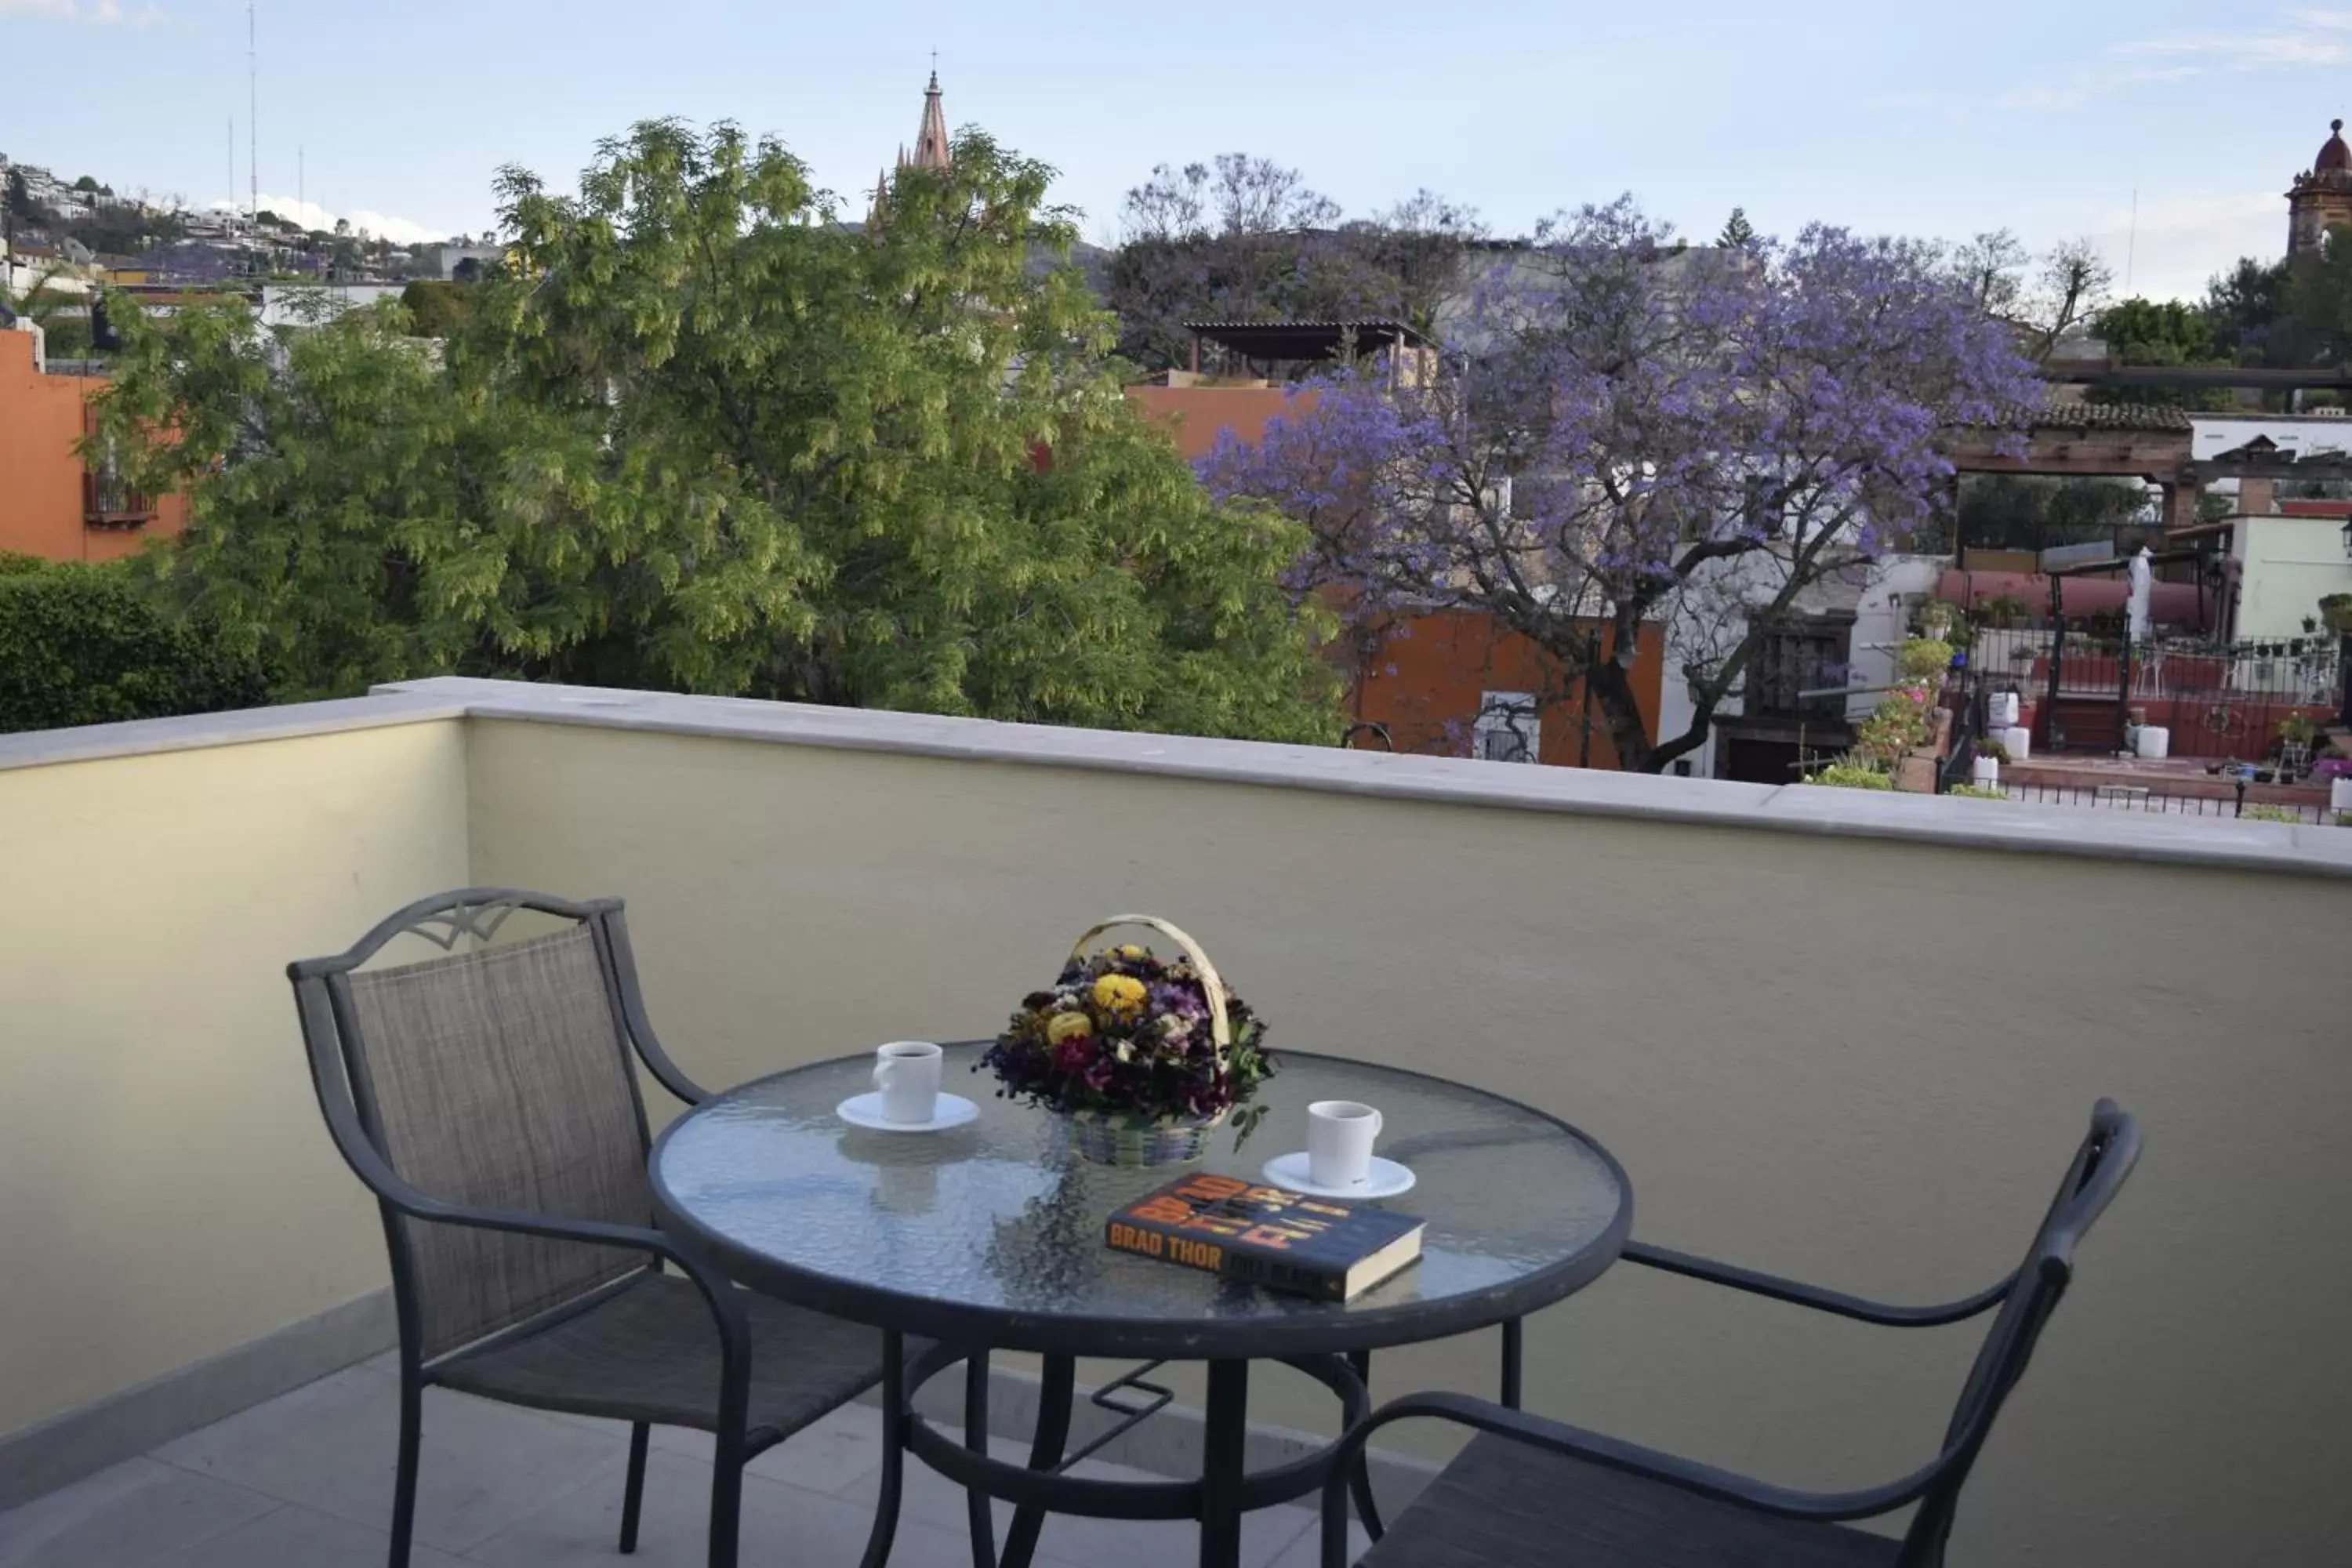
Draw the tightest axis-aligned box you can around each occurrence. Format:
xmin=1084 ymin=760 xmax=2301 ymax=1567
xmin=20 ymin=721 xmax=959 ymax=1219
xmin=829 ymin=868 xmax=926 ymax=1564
xmin=1105 ymin=1172 xmax=1424 ymax=1301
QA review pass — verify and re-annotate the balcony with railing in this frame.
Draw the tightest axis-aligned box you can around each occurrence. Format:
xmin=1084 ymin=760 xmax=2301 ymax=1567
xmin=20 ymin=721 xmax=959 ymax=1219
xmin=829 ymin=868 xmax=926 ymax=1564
xmin=0 ymin=680 xmax=2345 ymax=1566
xmin=81 ymin=467 xmax=158 ymax=528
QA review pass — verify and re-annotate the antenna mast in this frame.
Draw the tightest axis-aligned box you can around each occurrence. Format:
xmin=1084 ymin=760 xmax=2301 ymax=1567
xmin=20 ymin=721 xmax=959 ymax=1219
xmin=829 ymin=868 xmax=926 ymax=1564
xmin=248 ymin=3 xmax=259 ymax=223
xmin=2124 ymin=187 xmax=2137 ymax=296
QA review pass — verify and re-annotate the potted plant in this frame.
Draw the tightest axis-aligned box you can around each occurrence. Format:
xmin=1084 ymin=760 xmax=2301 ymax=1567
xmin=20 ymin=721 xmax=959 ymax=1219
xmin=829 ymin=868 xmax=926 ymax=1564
xmin=1981 ymin=593 xmax=2029 ymax=631
xmin=982 ymin=916 xmax=1275 ymax=1167
xmin=2278 ymin=713 xmax=2318 ymax=776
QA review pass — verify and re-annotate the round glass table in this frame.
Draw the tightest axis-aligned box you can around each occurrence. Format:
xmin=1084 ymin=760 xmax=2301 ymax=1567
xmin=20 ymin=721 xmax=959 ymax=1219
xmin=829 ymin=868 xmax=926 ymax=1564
xmin=650 ymin=1044 xmax=1631 ymax=1568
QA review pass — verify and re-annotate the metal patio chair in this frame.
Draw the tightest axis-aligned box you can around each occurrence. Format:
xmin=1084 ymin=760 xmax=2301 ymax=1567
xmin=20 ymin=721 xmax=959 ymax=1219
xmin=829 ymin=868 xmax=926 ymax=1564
xmin=1319 ymin=1100 xmax=2140 ymax=1568
xmin=289 ymin=888 xmax=915 ymax=1568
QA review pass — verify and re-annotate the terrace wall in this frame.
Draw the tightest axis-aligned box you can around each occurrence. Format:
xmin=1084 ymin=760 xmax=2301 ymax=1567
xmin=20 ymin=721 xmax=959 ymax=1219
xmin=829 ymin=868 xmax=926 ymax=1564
xmin=2 ymin=682 xmax=2347 ymax=1564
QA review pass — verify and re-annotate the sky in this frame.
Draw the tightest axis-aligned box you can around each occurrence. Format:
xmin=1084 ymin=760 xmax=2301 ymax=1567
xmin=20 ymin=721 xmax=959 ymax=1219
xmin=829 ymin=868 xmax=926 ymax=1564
xmin=2 ymin=0 xmax=2347 ymax=299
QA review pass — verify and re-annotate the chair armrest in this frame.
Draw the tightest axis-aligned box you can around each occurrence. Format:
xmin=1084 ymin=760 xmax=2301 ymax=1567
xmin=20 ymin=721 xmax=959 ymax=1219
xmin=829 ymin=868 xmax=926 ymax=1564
xmin=598 ymin=906 xmax=712 ymax=1107
xmin=1317 ymin=1391 xmax=1955 ymax=1567
xmin=367 ymin=1149 xmax=752 ymax=1345
xmin=1623 ymin=1240 xmax=2013 ymax=1327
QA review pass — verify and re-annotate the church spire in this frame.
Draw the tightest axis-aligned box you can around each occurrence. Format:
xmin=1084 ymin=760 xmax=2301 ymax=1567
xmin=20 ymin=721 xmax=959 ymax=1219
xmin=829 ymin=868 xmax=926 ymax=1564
xmin=870 ymin=67 xmax=953 ymax=230
xmin=904 ymin=68 xmax=951 ymax=172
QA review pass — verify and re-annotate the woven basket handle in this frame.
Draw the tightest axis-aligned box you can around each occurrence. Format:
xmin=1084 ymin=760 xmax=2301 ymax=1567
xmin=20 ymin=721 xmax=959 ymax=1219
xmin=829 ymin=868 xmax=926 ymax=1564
xmin=1065 ymin=914 xmax=1232 ymax=1057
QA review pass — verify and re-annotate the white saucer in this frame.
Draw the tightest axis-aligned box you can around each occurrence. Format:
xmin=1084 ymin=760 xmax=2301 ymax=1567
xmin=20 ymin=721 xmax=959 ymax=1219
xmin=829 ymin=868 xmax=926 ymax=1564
xmin=1261 ymin=1152 xmax=1417 ymax=1200
xmin=837 ymin=1091 xmax=979 ymax=1133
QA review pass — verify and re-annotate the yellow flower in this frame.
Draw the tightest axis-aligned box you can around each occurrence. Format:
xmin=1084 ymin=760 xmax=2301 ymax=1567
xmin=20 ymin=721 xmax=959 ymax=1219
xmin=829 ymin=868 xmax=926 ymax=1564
xmin=1115 ymin=944 xmax=1147 ymax=960
xmin=1092 ymin=974 xmax=1148 ymax=1017
xmin=1047 ymin=1011 xmax=1094 ymax=1045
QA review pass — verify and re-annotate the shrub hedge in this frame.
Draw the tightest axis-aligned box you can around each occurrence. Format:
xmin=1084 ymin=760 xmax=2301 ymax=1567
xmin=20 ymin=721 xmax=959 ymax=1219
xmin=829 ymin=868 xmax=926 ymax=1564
xmin=0 ymin=553 xmax=271 ymax=734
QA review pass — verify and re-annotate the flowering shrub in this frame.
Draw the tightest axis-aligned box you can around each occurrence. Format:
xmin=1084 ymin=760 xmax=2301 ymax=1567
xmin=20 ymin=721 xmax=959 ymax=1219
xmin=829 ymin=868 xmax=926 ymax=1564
xmin=1802 ymin=763 xmax=1893 ymax=789
xmin=1852 ymin=683 xmax=1936 ymax=764
xmin=981 ymin=943 xmax=1276 ymax=1141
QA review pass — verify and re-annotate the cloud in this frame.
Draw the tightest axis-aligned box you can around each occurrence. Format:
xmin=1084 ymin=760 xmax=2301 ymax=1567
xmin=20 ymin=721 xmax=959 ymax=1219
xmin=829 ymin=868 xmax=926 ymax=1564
xmin=1992 ymin=64 xmax=2202 ymax=114
xmin=1884 ymin=8 xmax=2352 ymax=118
xmin=2113 ymin=9 xmax=2352 ymax=71
xmin=210 ymin=194 xmax=452 ymax=248
xmin=0 ymin=0 xmax=161 ymax=21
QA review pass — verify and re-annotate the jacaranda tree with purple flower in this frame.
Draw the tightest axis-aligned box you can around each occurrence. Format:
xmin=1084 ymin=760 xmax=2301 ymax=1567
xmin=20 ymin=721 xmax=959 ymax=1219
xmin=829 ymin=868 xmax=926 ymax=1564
xmin=1200 ymin=198 xmax=2039 ymax=773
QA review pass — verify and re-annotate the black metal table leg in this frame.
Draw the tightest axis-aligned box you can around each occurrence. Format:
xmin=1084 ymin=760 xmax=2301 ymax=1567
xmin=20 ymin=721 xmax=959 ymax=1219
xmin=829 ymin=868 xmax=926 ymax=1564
xmin=1500 ymin=1317 xmax=1523 ymax=1410
xmin=1200 ymin=1359 xmax=1249 ymax=1568
xmin=857 ymin=1330 xmax=906 ymax=1568
xmin=967 ymin=1349 xmax=997 ymax=1568
xmin=1343 ymin=1350 xmax=1383 ymax=1539
xmin=998 ymin=1354 xmax=1075 ymax=1568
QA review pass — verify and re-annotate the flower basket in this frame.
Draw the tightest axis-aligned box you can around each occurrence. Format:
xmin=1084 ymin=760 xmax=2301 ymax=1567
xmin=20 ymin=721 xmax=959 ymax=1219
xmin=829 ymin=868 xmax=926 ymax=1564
xmin=981 ymin=915 xmax=1274 ymax=1168
xmin=1063 ymin=1106 xmax=1229 ymax=1167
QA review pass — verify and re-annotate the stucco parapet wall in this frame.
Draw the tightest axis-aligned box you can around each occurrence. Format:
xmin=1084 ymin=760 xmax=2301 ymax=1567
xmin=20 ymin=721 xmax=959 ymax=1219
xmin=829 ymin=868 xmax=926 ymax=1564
xmin=5 ymin=677 xmax=2348 ymax=880
xmin=0 ymin=690 xmax=469 ymax=775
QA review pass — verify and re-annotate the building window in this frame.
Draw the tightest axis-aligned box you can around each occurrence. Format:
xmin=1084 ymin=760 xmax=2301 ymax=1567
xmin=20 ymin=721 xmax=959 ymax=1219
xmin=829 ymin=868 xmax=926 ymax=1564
xmin=1473 ymin=691 xmax=1541 ymax=764
xmin=1746 ymin=618 xmax=1851 ymax=719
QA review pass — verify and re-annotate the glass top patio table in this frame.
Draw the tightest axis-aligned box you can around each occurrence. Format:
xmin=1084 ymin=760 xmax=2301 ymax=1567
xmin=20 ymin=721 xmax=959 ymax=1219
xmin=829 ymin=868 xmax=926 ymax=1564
xmin=650 ymin=1044 xmax=1630 ymax=1359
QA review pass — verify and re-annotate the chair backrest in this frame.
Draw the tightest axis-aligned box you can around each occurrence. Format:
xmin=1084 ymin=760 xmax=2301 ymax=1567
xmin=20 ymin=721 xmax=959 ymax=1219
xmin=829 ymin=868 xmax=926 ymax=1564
xmin=1900 ymin=1099 xmax=2141 ymax=1566
xmin=293 ymin=891 xmax=659 ymax=1361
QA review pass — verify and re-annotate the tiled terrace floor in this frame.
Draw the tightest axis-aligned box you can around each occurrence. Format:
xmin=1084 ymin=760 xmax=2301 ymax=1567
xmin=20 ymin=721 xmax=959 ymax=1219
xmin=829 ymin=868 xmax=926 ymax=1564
xmin=0 ymin=1355 xmax=1358 ymax=1568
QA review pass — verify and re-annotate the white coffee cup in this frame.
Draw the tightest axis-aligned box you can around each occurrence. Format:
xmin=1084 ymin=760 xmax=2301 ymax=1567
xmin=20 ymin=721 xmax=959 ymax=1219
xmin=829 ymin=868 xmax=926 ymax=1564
xmin=1306 ymin=1099 xmax=1384 ymax=1188
xmin=873 ymin=1040 xmax=944 ymax=1124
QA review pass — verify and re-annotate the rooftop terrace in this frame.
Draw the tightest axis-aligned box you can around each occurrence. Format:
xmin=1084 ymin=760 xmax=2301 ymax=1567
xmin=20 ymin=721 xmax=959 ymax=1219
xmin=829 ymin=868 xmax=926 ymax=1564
xmin=1 ymin=680 xmax=2345 ymax=1566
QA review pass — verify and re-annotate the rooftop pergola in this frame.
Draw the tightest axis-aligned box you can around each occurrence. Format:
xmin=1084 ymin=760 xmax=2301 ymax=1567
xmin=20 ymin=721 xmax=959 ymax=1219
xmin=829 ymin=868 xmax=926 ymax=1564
xmin=1183 ymin=319 xmax=1433 ymax=382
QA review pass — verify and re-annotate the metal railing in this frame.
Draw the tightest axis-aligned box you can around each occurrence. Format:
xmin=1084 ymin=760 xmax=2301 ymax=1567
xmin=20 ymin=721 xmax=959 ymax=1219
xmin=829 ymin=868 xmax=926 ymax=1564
xmin=1958 ymin=627 xmax=2345 ymax=760
xmin=1995 ymin=779 xmax=2337 ymax=826
xmin=81 ymin=470 xmax=155 ymax=524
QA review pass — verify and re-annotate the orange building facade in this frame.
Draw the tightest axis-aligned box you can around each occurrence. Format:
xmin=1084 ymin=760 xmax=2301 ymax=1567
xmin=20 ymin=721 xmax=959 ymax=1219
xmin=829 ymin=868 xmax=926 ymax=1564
xmin=1125 ymin=379 xmax=1664 ymax=766
xmin=1123 ymin=382 xmax=1305 ymax=463
xmin=1345 ymin=610 xmax=1664 ymax=768
xmin=0 ymin=329 xmax=186 ymax=562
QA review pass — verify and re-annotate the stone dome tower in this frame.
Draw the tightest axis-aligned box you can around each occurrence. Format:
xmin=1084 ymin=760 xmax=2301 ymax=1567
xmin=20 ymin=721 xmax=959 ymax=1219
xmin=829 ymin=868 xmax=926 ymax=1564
xmin=2288 ymin=118 xmax=2352 ymax=254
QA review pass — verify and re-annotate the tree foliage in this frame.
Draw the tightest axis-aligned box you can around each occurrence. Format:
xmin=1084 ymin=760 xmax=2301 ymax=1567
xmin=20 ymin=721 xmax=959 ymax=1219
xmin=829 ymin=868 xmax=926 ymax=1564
xmin=2278 ymin=227 xmax=2352 ymax=366
xmin=0 ymin=555 xmax=270 ymax=734
xmin=1105 ymin=154 xmax=1484 ymax=372
xmin=2188 ymin=240 xmax=2352 ymax=377
xmin=2084 ymin=297 xmax=2235 ymax=409
xmin=396 ymin=279 xmax=479 ymax=339
xmin=1955 ymin=474 xmax=2150 ymax=554
xmin=90 ymin=120 xmax=1338 ymax=742
xmin=1946 ymin=228 xmax=2112 ymax=362
xmin=1203 ymin=200 xmax=2039 ymax=773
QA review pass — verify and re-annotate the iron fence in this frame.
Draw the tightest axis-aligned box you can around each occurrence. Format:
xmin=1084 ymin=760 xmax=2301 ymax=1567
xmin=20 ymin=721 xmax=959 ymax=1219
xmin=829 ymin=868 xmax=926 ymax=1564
xmin=1958 ymin=626 xmax=2344 ymax=761
xmin=1994 ymin=780 xmax=2338 ymax=826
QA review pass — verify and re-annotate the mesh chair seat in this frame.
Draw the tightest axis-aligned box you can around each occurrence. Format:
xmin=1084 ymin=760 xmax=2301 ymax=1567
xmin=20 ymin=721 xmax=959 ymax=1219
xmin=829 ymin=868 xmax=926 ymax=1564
xmin=1360 ymin=1433 xmax=1896 ymax=1568
xmin=434 ymin=1272 xmax=928 ymax=1445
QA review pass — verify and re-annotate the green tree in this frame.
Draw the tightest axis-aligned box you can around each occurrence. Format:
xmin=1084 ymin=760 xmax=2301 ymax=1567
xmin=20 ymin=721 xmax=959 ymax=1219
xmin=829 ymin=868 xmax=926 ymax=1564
xmin=1955 ymin=475 xmax=2151 ymax=554
xmin=1717 ymin=207 xmax=1755 ymax=249
xmin=2279 ymin=227 xmax=2352 ymax=366
xmin=1105 ymin=155 xmax=1482 ymax=372
xmin=2085 ymin=296 xmax=2235 ymax=409
xmin=92 ymin=120 xmax=1338 ymax=741
xmin=5 ymin=167 xmax=39 ymax=222
xmin=396 ymin=279 xmax=477 ymax=339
